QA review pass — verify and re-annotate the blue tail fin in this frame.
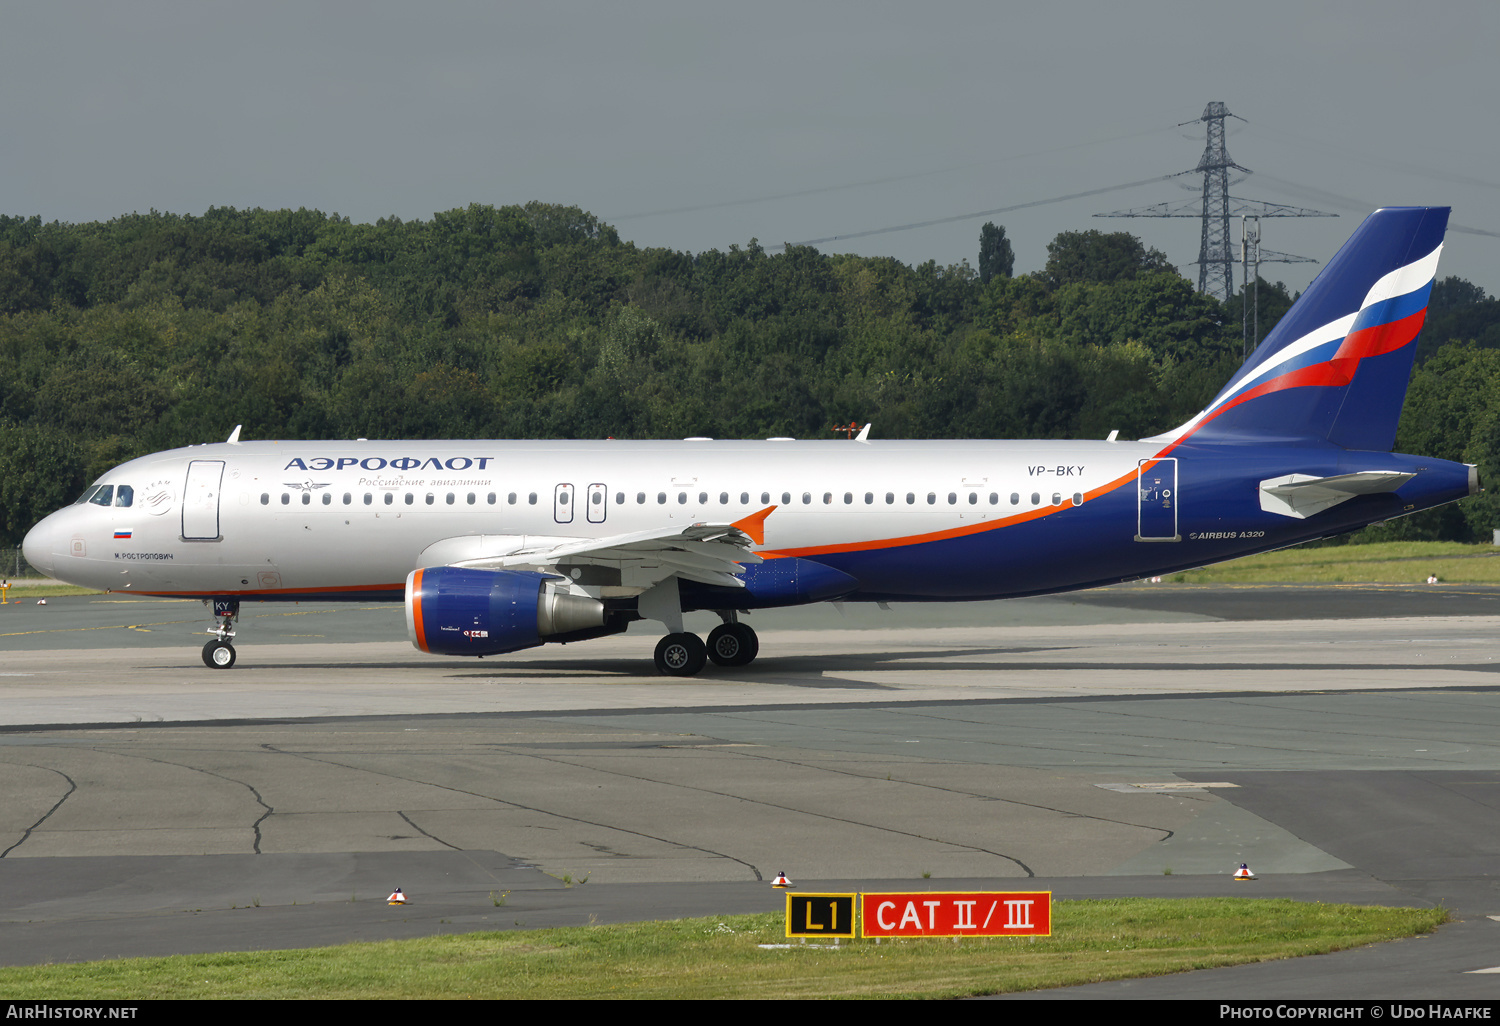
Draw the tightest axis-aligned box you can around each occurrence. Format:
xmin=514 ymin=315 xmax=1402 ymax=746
xmin=1150 ymin=206 xmax=1449 ymax=451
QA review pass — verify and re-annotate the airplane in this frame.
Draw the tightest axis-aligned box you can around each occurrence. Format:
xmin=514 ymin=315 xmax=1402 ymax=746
xmin=20 ymin=206 xmax=1474 ymax=676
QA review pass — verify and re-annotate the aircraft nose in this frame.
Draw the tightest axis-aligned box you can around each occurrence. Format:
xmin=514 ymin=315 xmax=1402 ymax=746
xmin=21 ymin=516 xmax=56 ymax=578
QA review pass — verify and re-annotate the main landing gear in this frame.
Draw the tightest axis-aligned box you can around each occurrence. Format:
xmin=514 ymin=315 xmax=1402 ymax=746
xmin=202 ymin=598 xmax=239 ymax=669
xmin=652 ymin=620 xmax=759 ymax=677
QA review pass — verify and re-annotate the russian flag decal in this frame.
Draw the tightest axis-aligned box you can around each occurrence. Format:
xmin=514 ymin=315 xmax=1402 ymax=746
xmin=113 ymin=529 xmax=132 ymax=540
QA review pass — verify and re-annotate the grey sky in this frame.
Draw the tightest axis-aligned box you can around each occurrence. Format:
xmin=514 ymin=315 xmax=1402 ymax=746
xmin=3 ymin=1 xmax=1496 ymax=295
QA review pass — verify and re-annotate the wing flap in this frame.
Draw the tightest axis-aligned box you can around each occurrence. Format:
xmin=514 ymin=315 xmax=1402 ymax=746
xmin=444 ymin=520 xmax=763 ymax=592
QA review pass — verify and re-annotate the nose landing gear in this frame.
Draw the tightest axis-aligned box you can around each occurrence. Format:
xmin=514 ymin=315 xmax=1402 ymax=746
xmin=202 ymin=598 xmax=239 ymax=669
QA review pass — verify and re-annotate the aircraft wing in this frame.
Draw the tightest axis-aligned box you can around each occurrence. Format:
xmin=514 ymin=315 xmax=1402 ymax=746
xmin=449 ymin=522 xmax=763 ymax=590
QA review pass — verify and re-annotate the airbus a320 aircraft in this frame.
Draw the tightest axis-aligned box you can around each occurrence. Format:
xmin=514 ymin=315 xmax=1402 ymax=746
xmin=22 ymin=207 xmax=1474 ymax=675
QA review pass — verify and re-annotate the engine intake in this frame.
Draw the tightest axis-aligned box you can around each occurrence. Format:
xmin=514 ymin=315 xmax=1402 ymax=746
xmin=405 ymin=566 xmax=605 ymax=656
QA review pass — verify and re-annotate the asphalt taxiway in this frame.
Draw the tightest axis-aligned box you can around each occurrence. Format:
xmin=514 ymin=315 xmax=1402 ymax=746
xmin=2 ymin=583 xmax=1500 ymax=997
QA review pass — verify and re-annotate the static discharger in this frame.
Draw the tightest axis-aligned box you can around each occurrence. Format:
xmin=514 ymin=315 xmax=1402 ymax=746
xmin=387 ymin=888 xmax=408 ymax=904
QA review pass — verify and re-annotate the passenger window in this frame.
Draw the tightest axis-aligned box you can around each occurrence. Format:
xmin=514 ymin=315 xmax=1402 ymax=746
xmin=968 ymin=492 xmax=977 ymax=505
xmin=864 ymin=492 xmax=873 ymax=504
xmin=466 ymin=493 xmax=475 ymax=505
xmin=1052 ymin=493 xmax=1062 ymax=506
xmin=364 ymin=493 xmax=373 ymax=505
xmin=989 ymin=492 xmax=998 ymax=504
xmin=906 ymin=493 xmax=915 ymax=504
xmin=781 ymin=492 xmax=792 ymax=505
xmin=114 ymin=485 xmax=134 ymax=507
xmin=698 ymin=492 xmax=707 ymax=504
xmin=508 ymin=493 xmax=517 ymax=504
xmin=1073 ymin=492 xmax=1083 ymax=506
xmin=302 ymin=493 xmax=311 ymax=505
xmin=558 ymin=492 xmax=569 ymax=506
xmin=636 ymin=492 xmax=645 ymax=504
xmin=1011 ymin=493 xmax=1020 ymax=505
xmin=1031 ymin=492 xmax=1040 ymax=505
xmin=260 ymin=493 xmax=270 ymax=505
xmin=658 ymin=492 xmax=667 ymax=504
xmin=384 ymin=493 xmax=394 ymax=505
xmin=615 ymin=492 xmax=625 ymax=504
xmin=678 ymin=492 xmax=688 ymax=505
xmin=528 ymin=493 xmax=537 ymax=505
xmin=927 ymin=493 xmax=936 ymax=505
xmin=90 ymin=486 xmax=114 ymax=507
xmin=487 ymin=493 xmax=496 ymax=504
xmin=761 ymin=492 xmax=771 ymax=504
xmin=405 ymin=493 xmax=415 ymax=505
xmin=802 ymin=493 xmax=812 ymax=504
xmin=720 ymin=492 xmax=729 ymax=505
xmin=885 ymin=492 xmax=894 ymax=504
xmin=740 ymin=492 xmax=749 ymax=504
xmin=947 ymin=493 xmax=957 ymax=504
xmin=343 ymin=493 xmax=352 ymax=504
xmin=281 ymin=493 xmax=290 ymax=505
xmin=823 ymin=493 xmax=832 ymax=505
xmin=322 ymin=492 xmax=332 ymax=505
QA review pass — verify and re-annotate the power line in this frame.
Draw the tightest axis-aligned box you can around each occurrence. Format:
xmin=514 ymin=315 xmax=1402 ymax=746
xmin=1243 ymin=123 xmax=1500 ymax=193
xmin=1251 ymin=172 xmax=1500 ymax=239
xmin=770 ymin=175 xmax=1176 ymax=251
xmin=609 ymin=123 xmax=1182 ymax=223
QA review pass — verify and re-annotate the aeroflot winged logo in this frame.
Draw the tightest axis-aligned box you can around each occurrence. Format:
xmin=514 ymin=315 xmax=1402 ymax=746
xmin=140 ymin=478 xmax=174 ymax=516
xmin=283 ymin=456 xmax=496 ymax=471
xmin=1152 ymin=231 xmax=1444 ymax=452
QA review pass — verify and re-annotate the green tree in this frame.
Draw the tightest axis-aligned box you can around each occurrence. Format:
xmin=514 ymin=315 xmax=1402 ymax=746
xmin=978 ymin=222 xmax=1014 ymax=284
xmin=0 ymin=423 xmax=86 ymax=546
xmin=1042 ymin=230 xmax=1175 ymax=288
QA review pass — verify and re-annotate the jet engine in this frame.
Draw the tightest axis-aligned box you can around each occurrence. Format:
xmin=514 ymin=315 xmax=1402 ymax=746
xmin=405 ymin=566 xmax=607 ymax=656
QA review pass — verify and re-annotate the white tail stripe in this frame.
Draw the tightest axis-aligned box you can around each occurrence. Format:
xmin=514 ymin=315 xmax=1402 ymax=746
xmin=1144 ymin=243 xmax=1442 ymax=447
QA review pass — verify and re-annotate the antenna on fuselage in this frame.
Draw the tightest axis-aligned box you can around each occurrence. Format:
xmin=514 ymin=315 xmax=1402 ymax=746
xmin=226 ymin=425 xmax=242 ymax=444
xmin=855 ymin=423 xmax=872 ymax=442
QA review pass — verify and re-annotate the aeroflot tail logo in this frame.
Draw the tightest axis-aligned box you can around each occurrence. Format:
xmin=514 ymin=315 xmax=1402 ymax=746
xmin=284 ymin=456 xmax=495 ymax=472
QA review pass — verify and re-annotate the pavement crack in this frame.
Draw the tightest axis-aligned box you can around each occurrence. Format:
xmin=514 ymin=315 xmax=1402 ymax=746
xmin=488 ymin=746 xmax=1036 ymax=877
xmin=719 ymin=743 xmax=1178 ymax=843
xmin=396 ymin=810 xmax=461 ymax=850
xmin=72 ymin=747 xmax=274 ymax=854
xmin=258 ymin=745 xmax=764 ymax=882
xmin=1 ymin=767 xmax=75 ymax=858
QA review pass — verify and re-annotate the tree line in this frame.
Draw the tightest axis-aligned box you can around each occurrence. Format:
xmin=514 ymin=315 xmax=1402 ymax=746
xmin=1 ymin=205 xmax=1497 ymax=547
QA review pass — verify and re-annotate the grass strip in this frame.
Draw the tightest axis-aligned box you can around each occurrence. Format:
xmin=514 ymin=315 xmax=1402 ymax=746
xmin=0 ymin=584 xmax=104 ymax=600
xmin=0 ymin=898 xmax=1445 ymax=999
xmin=1170 ymin=541 xmax=1500 ymax=585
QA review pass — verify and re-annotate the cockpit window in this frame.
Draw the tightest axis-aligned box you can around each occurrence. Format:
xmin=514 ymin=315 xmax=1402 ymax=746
xmin=88 ymin=485 xmax=115 ymax=507
xmin=74 ymin=485 xmax=101 ymax=505
xmin=114 ymin=485 xmax=134 ymax=508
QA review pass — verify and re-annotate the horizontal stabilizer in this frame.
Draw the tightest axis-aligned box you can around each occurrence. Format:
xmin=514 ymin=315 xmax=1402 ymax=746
xmin=1258 ymin=471 xmax=1414 ymax=519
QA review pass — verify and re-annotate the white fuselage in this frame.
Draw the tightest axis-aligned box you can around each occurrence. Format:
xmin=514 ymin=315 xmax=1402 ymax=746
xmin=24 ymin=438 xmax=1147 ymax=599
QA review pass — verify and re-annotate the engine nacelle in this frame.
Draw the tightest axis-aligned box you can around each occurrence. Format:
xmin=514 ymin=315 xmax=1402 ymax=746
xmin=405 ymin=566 xmax=605 ymax=656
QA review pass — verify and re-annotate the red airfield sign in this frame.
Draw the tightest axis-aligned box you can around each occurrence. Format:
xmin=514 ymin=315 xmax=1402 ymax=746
xmin=860 ymin=891 xmax=1052 ymax=938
